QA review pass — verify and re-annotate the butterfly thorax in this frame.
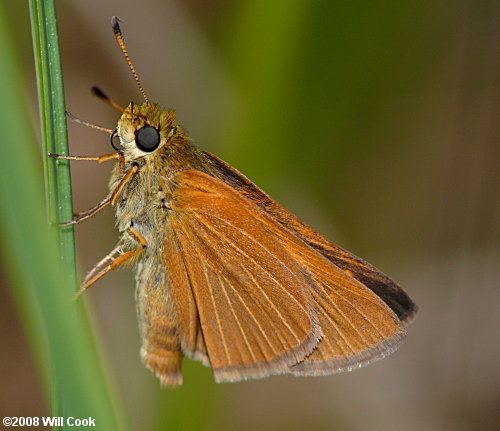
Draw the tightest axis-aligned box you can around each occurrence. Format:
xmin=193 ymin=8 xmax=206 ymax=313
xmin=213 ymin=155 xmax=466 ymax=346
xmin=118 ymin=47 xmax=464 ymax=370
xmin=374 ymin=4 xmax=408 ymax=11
xmin=110 ymin=102 xmax=212 ymax=245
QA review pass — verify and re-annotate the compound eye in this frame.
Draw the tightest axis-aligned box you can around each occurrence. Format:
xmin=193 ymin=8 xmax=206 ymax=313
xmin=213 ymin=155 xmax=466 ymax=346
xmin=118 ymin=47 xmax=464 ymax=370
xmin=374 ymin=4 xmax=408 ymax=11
xmin=135 ymin=126 xmax=160 ymax=152
xmin=110 ymin=129 xmax=123 ymax=152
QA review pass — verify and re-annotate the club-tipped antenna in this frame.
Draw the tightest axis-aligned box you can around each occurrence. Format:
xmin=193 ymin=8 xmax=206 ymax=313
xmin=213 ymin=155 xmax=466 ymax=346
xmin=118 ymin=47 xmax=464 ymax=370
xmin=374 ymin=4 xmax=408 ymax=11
xmin=91 ymin=86 xmax=146 ymax=119
xmin=111 ymin=16 xmax=149 ymax=102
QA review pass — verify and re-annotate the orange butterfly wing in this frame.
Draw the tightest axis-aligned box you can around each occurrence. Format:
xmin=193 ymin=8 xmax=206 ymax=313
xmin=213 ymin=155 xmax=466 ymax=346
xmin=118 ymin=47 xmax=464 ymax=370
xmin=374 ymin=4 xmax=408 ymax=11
xmin=275 ymin=232 xmax=406 ymax=375
xmin=204 ymin=152 xmax=417 ymax=324
xmin=165 ymin=171 xmax=321 ymax=382
xmin=165 ymin=170 xmax=406 ymax=381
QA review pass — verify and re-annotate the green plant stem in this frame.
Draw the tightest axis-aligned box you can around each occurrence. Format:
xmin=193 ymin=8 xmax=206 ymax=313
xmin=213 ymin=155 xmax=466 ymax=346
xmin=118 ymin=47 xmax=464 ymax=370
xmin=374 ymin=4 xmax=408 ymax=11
xmin=5 ymin=1 xmax=129 ymax=429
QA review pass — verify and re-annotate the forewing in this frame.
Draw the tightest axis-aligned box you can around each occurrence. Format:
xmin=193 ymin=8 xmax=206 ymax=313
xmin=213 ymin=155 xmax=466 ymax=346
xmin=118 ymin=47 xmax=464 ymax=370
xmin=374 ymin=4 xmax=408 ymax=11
xmin=169 ymin=170 xmax=407 ymax=378
xmin=204 ymin=152 xmax=417 ymax=324
xmin=276 ymin=235 xmax=407 ymax=375
xmin=165 ymin=170 xmax=321 ymax=382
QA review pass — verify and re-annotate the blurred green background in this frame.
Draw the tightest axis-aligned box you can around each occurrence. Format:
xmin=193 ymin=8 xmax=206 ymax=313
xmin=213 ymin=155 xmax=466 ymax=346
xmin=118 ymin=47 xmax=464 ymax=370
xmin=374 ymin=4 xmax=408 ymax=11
xmin=1 ymin=0 xmax=498 ymax=430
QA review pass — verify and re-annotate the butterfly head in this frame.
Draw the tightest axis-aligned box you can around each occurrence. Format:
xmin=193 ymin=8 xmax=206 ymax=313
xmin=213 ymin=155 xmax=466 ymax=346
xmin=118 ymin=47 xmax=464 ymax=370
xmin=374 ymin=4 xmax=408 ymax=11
xmin=116 ymin=102 xmax=179 ymax=159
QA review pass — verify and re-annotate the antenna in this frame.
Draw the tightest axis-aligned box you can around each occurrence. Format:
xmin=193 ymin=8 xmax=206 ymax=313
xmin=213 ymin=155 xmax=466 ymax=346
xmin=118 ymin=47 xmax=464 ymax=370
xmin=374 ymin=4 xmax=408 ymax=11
xmin=111 ymin=16 xmax=149 ymax=102
xmin=91 ymin=86 xmax=146 ymax=119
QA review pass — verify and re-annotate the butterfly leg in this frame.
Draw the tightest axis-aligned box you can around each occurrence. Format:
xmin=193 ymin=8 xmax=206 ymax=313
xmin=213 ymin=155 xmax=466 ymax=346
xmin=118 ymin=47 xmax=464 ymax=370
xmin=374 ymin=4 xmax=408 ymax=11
xmin=49 ymin=152 xmax=122 ymax=163
xmin=65 ymin=111 xmax=114 ymax=133
xmin=59 ymin=160 xmax=138 ymax=225
xmin=74 ymin=225 xmax=147 ymax=297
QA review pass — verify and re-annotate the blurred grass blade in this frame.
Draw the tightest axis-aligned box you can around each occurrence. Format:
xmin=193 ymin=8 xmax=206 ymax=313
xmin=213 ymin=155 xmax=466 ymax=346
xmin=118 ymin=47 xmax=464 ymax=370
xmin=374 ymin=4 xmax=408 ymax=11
xmin=221 ymin=0 xmax=309 ymax=188
xmin=0 ymin=2 xmax=125 ymax=430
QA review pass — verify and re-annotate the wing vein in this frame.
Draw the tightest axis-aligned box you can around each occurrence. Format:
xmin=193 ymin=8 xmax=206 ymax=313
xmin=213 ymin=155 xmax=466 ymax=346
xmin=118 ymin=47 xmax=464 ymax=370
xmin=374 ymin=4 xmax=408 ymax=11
xmin=217 ymin=272 xmax=259 ymax=363
xmin=329 ymin=289 xmax=386 ymax=340
xmin=313 ymin=266 xmax=389 ymax=340
xmin=238 ymin=263 xmax=296 ymax=349
xmin=311 ymin=290 xmax=356 ymax=355
xmin=194 ymin=212 xmax=309 ymax=317
xmin=313 ymin=281 xmax=372 ymax=348
xmin=176 ymin=219 xmax=233 ymax=365
xmin=192 ymin=213 xmax=303 ymax=348
xmin=204 ymin=259 xmax=232 ymax=364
